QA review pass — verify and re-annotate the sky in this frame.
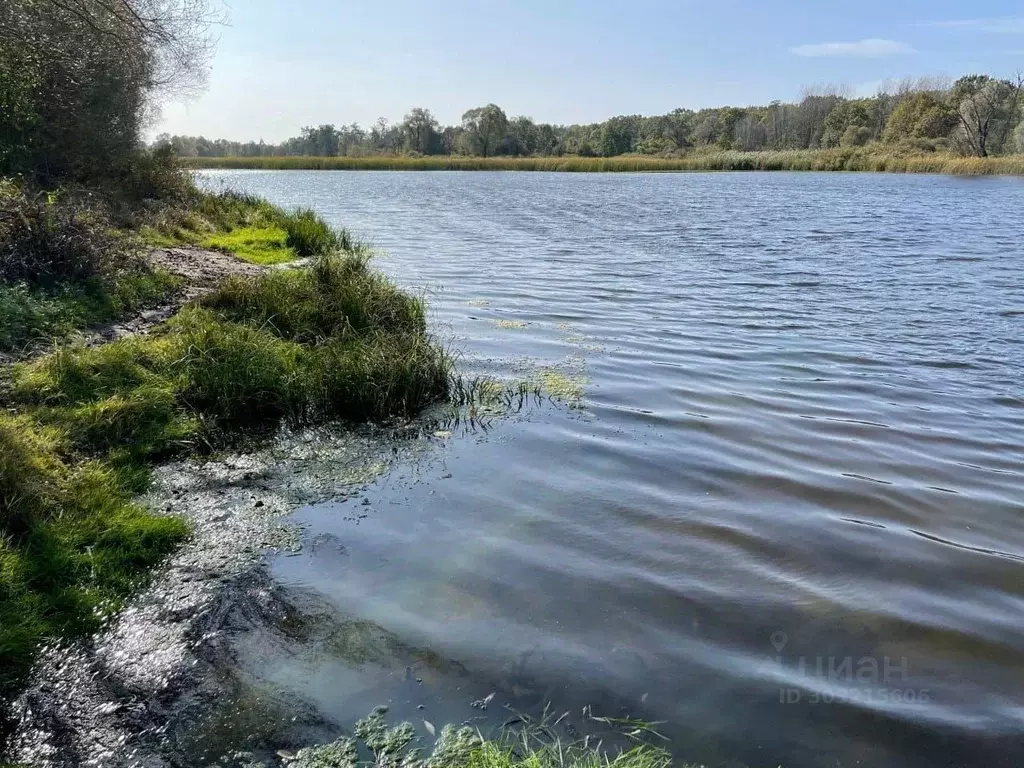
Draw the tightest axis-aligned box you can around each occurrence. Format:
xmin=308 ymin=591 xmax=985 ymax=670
xmin=153 ymin=0 xmax=1024 ymax=143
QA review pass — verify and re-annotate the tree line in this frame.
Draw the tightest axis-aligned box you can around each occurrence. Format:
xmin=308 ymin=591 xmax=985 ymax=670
xmin=160 ymin=74 xmax=1024 ymax=161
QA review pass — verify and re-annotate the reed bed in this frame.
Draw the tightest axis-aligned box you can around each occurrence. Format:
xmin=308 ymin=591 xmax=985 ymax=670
xmin=184 ymin=151 xmax=1024 ymax=176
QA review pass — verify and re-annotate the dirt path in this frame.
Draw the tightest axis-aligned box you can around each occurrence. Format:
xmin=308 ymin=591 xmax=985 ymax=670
xmin=0 ymin=247 xmax=266 ymax=367
xmin=97 ymin=246 xmax=267 ymax=343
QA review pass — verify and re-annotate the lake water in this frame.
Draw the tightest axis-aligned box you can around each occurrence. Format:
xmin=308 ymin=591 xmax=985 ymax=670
xmin=197 ymin=170 xmax=1024 ymax=768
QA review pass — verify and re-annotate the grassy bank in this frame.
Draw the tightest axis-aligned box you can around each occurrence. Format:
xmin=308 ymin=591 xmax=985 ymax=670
xmin=184 ymin=150 xmax=1024 ymax=175
xmin=140 ymin=191 xmax=354 ymax=265
xmin=0 ymin=194 xmax=450 ymax=739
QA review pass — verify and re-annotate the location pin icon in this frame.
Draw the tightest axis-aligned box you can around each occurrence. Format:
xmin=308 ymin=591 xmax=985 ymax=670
xmin=770 ymin=631 xmax=788 ymax=652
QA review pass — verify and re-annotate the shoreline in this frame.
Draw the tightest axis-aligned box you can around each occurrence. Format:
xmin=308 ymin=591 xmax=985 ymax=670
xmin=182 ymin=151 xmax=1024 ymax=176
xmin=0 ymin=190 xmax=451 ymax=755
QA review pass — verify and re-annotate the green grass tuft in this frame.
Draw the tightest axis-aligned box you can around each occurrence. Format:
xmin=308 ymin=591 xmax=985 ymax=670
xmin=200 ymin=225 xmax=296 ymax=265
xmin=141 ymin=191 xmax=352 ymax=265
xmin=203 ymin=251 xmax=425 ymax=342
xmin=280 ymin=207 xmax=350 ymax=256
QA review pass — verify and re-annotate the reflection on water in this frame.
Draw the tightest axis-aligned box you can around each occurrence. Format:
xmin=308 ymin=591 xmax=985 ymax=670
xmin=199 ymin=170 xmax=1024 ymax=768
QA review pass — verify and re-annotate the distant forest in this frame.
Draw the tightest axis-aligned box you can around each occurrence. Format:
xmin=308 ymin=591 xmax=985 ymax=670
xmin=159 ymin=73 xmax=1024 ymax=160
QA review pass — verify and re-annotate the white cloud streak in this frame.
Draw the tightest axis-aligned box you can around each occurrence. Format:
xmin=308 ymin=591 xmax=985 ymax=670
xmin=790 ymin=39 xmax=917 ymax=58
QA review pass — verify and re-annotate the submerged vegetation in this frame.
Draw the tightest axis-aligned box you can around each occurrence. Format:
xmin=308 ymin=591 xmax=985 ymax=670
xmin=184 ymin=149 xmax=1024 ymax=175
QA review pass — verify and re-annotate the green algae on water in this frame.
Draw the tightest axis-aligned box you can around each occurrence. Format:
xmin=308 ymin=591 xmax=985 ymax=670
xmin=537 ymin=368 xmax=587 ymax=406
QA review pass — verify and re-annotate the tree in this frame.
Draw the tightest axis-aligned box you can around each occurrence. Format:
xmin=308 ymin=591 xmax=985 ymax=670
xmin=766 ymin=101 xmax=800 ymax=149
xmin=0 ymin=0 xmax=219 ymax=182
xmin=820 ymin=101 xmax=870 ymax=148
xmin=951 ymin=74 xmax=1023 ymax=157
xmin=401 ymin=107 xmax=440 ymax=154
xmin=733 ymin=115 xmax=768 ymax=151
xmin=663 ymin=109 xmax=694 ymax=149
xmin=599 ymin=116 xmax=638 ymax=156
xmin=370 ymin=117 xmax=401 ymax=153
xmin=439 ymin=126 xmax=462 ymax=155
xmin=881 ymin=92 xmax=957 ymax=144
xmin=461 ymin=104 xmax=508 ymax=157
xmin=692 ymin=111 xmax=725 ymax=146
xmin=796 ymin=91 xmax=846 ymax=149
xmin=840 ymin=126 xmax=871 ymax=147
xmin=300 ymin=124 xmax=339 ymax=156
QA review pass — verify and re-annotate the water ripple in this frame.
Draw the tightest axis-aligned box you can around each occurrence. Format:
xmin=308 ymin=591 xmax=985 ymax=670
xmin=201 ymin=170 xmax=1024 ymax=768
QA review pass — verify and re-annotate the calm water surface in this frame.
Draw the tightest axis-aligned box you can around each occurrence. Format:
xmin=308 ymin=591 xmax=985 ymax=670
xmin=198 ymin=171 xmax=1024 ymax=767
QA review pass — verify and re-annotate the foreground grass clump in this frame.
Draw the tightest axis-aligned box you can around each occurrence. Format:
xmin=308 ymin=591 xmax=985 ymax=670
xmin=0 ymin=252 xmax=449 ymax=727
xmin=184 ymin=150 xmax=1024 ymax=176
xmin=268 ymin=706 xmax=675 ymax=768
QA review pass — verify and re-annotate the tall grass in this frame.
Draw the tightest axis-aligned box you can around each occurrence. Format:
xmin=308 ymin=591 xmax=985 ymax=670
xmin=183 ymin=150 xmax=1024 ymax=176
xmin=0 ymin=188 xmax=182 ymax=352
xmin=281 ymin=207 xmax=350 ymax=256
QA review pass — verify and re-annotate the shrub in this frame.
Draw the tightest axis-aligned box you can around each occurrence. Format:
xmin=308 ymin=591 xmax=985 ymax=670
xmin=840 ymin=126 xmax=872 ymax=148
xmin=0 ymin=192 xmax=133 ymax=286
xmin=119 ymin=146 xmax=196 ymax=204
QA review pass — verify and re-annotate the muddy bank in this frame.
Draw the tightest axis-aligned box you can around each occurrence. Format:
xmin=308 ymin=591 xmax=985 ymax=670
xmin=10 ymin=423 xmax=427 ymax=767
xmin=8 ymin=393 xmax=598 ymax=768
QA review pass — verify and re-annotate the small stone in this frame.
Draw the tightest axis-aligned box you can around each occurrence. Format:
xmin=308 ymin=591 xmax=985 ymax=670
xmin=254 ymin=500 xmax=265 ymax=508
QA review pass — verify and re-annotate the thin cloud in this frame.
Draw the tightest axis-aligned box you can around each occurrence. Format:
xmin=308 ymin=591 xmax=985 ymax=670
xmin=924 ymin=17 xmax=1024 ymax=34
xmin=790 ymin=39 xmax=917 ymax=58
